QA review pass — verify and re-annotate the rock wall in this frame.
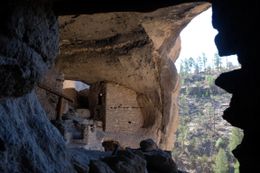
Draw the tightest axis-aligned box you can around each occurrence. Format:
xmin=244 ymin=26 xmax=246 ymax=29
xmin=0 ymin=1 xmax=58 ymax=98
xmin=35 ymin=68 xmax=64 ymax=120
xmin=0 ymin=1 xmax=75 ymax=172
xmin=57 ymin=3 xmax=210 ymax=150
xmin=0 ymin=92 xmax=75 ymax=173
xmin=105 ymin=82 xmax=144 ymax=134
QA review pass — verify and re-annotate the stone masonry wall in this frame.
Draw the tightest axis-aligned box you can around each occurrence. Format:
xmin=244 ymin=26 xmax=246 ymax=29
xmin=105 ymin=82 xmax=144 ymax=133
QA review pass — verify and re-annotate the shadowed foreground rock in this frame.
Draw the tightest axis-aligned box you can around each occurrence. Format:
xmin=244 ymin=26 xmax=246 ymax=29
xmin=144 ymin=150 xmax=178 ymax=173
xmin=0 ymin=92 xmax=75 ymax=173
xmin=87 ymin=139 xmax=179 ymax=173
xmin=213 ymin=0 xmax=258 ymax=171
xmin=103 ymin=150 xmax=148 ymax=173
xmin=0 ymin=1 xmax=74 ymax=172
xmin=0 ymin=1 xmax=58 ymax=98
xmin=89 ymin=160 xmax=115 ymax=173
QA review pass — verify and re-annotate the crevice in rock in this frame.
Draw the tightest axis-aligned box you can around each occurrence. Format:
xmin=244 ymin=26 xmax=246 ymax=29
xmin=0 ymin=138 xmax=6 ymax=151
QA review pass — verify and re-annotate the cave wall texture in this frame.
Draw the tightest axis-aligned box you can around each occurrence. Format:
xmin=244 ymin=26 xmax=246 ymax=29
xmin=0 ymin=1 xmax=76 ymax=172
xmin=0 ymin=0 xmax=258 ymax=172
xmin=57 ymin=2 xmax=210 ymax=150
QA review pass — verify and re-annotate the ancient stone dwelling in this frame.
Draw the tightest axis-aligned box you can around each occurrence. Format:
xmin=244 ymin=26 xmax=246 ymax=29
xmin=39 ymin=79 xmax=148 ymax=149
xmin=43 ymin=80 xmax=151 ymax=150
xmin=0 ymin=0 xmax=258 ymax=173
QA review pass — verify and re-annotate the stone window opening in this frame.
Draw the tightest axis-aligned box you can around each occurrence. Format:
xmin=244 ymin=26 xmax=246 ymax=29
xmin=62 ymin=80 xmax=91 ymax=118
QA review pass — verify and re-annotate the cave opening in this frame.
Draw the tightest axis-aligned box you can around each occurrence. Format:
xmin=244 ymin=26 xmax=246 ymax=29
xmin=173 ymin=8 xmax=243 ymax=173
xmin=0 ymin=1 xmax=257 ymax=172
xmin=36 ymin=4 xmax=246 ymax=171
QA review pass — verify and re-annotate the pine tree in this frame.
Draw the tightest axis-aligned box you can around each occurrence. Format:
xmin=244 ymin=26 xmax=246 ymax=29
xmin=196 ymin=56 xmax=203 ymax=73
xmin=194 ymin=63 xmax=200 ymax=74
xmin=214 ymin=53 xmax=222 ymax=71
xmin=213 ymin=148 xmax=229 ymax=173
xmin=184 ymin=58 xmax=190 ymax=74
xmin=202 ymin=53 xmax=208 ymax=71
xmin=188 ymin=57 xmax=195 ymax=73
xmin=226 ymin=61 xmax=235 ymax=70
xmin=180 ymin=60 xmax=185 ymax=75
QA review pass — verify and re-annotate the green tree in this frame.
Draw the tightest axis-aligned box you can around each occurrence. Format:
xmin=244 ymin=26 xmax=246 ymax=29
xmin=188 ymin=57 xmax=195 ymax=72
xmin=180 ymin=60 xmax=186 ymax=75
xmin=206 ymin=75 xmax=215 ymax=86
xmin=178 ymin=123 xmax=189 ymax=153
xmin=234 ymin=160 xmax=240 ymax=173
xmin=227 ymin=128 xmax=243 ymax=173
xmin=214 ymin=148 xmax=229 ymax=173
xmin=183 ymin=58 xmax=191 ymax=74
xmin=226 ymin=61 xmax=238 ymax=71
xmin=196 ymin=56 xmax=203 ymax=73
xmin=205 ymin=65 xmax=212 ymax=74
xmin=202 ymin=53 xmax=208 ymax=71
xmin=215 ymin=138 xmax=225 ymax=149
xmin=194 ymin=63 xmax=200 ymax=74
xmin=228 ymin=128 xmax=243 ymax=151
xmin=214 ymin=53 xmax=222 ymax=71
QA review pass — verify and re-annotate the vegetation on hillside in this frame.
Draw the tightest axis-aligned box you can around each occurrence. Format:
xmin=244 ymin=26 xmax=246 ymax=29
xmin=173 ymin=54 xmax=243 ymax=173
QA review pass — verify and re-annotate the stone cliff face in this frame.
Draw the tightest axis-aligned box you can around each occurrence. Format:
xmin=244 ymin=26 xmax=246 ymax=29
xmin=57 ymin=3 xmax=210 ymax=149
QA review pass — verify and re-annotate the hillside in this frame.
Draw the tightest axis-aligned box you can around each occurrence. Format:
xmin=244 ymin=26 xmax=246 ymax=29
xmin=173 ymin=57 xmax=243 ymax=173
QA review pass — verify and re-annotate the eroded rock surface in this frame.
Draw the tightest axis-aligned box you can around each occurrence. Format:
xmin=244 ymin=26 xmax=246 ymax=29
xmin=57 ymin=2 xmax=210 ymax=150
xmin=0 ymin=92 xmax=75 ymax=173
xmin=0 ymin=1 xmax=74 ymax=172
xmin=0 ymin=1 xmax=58 ymax=98
xmin=36 ymin=67 xmax=64 ymax=120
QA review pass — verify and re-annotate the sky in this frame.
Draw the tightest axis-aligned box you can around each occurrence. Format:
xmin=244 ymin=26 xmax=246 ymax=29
xmin=175 ymin=8 xmax=239 ymax=72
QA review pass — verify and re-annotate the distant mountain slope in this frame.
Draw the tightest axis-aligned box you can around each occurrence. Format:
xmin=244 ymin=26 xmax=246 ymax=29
xmin=173 ymin=62 xmax=243 ymax=173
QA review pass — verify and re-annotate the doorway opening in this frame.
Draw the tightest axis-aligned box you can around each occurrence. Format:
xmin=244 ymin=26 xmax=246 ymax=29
xmin=55 ymin=80 xmax=106 ymax=149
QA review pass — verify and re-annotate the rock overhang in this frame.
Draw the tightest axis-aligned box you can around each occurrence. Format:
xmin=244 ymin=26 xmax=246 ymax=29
xmin=55 ymin=2 xmax=210 ymax=150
